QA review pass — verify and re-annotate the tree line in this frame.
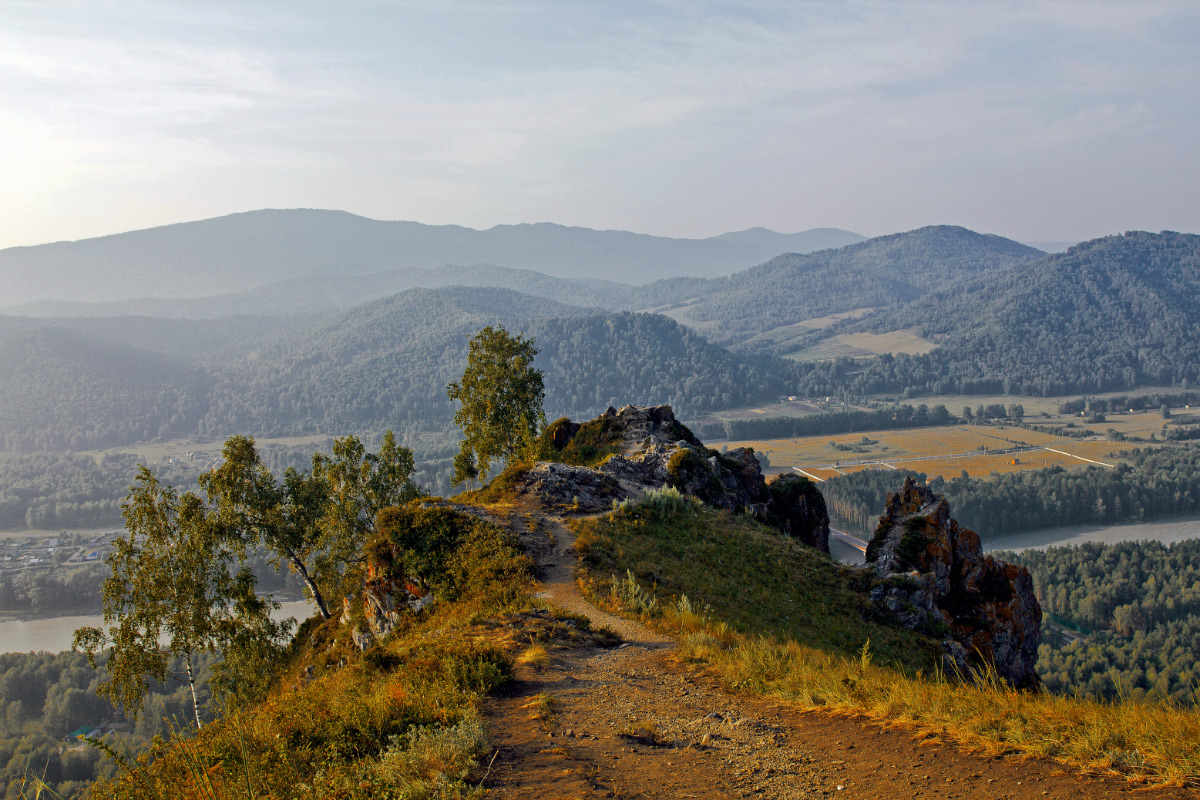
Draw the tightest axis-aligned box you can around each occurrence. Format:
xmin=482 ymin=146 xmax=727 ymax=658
xmin=821 ymin=446 xmax=1200 ymax=540
xmin=701 ymin=403 xmax=955 ymax=442
xmin=0 ymin=446 xmax=329 ymax=531
xmin=0 ymin=649 xmax=222 ymax=799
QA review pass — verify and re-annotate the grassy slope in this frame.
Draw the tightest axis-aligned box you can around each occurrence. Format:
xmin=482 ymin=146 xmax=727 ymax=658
xmin=575 ymin=493 xmax=1200 ymax=787
xmin=574 ymin=495 xmax=939 ymax=673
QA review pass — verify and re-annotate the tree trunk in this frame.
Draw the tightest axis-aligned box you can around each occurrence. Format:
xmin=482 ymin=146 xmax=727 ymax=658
xmin=291 ymin=555 xmax=331 ymax=619
xmin=184 ymin=654 xmax=203 ymax=729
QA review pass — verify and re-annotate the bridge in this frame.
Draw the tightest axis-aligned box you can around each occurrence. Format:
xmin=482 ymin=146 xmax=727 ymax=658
xmin=829 ymin=528 xmax=868 ymax=554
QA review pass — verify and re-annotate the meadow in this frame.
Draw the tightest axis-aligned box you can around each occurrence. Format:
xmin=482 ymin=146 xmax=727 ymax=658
xmin=736 ymin=423 xmax=1145 ymax=482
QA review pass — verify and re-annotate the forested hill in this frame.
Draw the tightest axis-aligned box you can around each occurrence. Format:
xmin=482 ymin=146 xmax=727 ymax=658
xmin=0 ymin=208 xmax=864 ymax=305
xmin=633 ymin=225 xmax=1044 ymax=348
xmin=200 ymin=287 xmax=791 ymax=440
xmin=0 ymin=287 xmax=795 ymax=454
xmin=0 ymin=327 xmax=208 ymax=452
xmin=820 ymin=230 xmax=1200 ymax=396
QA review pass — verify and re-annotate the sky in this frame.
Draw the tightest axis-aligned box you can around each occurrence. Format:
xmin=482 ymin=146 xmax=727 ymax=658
xmin=1 ymin=0 xmax=1198 ymax=250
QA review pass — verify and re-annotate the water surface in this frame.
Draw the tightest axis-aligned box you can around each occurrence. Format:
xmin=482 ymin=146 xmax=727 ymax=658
xmin=0 ymin=599 xmax=316 ymax=655
xmin=981 ymin=514 xmax=1200 ymax=553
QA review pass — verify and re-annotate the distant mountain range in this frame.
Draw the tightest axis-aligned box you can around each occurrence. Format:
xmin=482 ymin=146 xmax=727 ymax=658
xmin=0 ymin=209 xmax=866 ymax=307
xmin=0 ymin=286 xmax=792 ymax=459
xmin=2 ymin=222 xmax=1194 ymax=469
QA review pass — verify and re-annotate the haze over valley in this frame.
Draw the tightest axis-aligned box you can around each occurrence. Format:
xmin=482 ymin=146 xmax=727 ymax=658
xmin=3 ymin=2 xmax=1200 ymax=796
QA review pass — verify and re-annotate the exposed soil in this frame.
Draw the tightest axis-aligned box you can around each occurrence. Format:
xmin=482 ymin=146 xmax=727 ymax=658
xmin=480 ymin=508 xmax=1198 ymax=799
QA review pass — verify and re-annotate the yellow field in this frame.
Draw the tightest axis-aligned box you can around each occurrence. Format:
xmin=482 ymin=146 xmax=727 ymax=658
xmin=739 ymin=307 xmax=878 ymax=350
xmin=1053 ymin=440 xmax=1130 ymax=462
xmin=736 ymin=423 xmax=1153 ymax=481
xmin=786 ymin=329 xmax=938 ymax=362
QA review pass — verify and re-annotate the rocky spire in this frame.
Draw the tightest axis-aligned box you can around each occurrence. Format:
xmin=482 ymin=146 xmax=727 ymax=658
xmin=866 ymin=477 xmax=1041 ymax=688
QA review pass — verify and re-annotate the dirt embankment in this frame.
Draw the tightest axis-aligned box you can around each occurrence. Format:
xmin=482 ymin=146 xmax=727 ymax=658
xmin=481 ymin=509 xmax=1197 ymax=799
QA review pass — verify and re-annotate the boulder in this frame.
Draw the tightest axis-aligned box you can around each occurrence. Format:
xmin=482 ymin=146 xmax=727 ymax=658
xmin=866 ymin=477 xmax=1041 ymax=688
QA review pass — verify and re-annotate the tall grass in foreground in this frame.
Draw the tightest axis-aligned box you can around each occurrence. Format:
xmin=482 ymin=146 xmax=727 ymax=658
xmin=575 ymin=500 xmax=1200 ymax=787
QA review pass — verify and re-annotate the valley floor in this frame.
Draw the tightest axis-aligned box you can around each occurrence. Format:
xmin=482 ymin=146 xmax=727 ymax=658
xmin=481 ymin=513 xmax=1199 ymax=799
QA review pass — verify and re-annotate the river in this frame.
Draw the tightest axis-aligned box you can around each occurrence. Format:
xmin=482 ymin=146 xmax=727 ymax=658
xmin=0 ymin=599 xmax=317 ymax=655
xmin=980 ymin=513 xmax=1200 ymax=553
xmin=829 ymin=513 xmax=1200 ymax=565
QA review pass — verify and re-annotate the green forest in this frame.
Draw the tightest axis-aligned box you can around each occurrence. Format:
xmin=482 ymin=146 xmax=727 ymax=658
xmin=789 ymin=231 xmax=1200 ymax=398
xmin=0 ymin=650 xmax=228 ymax=799
xmin=0 ymin=290 xmax=796 ymax=457
xmin=998 ymin=540 xmax=1200 ymax=704
xmin=635 ymin=225 xmax=1042 ymax=348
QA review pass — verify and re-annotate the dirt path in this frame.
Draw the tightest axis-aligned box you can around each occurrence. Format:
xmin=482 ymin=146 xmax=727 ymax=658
xmin=481 ymin=509 xmax=1197 ymax=799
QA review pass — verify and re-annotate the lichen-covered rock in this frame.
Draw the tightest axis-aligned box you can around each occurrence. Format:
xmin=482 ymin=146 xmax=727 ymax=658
xmin=866 ymin=476 xmax=1041 ymax=688
xmin=520 ymin=405 xmax=830 ymax=550
xmin=526 ymin=406 xmax=831 ymax=539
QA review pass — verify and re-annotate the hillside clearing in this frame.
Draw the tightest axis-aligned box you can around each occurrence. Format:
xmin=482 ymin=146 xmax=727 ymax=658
xmin=785 ymin=329 xmax=938 ymax=361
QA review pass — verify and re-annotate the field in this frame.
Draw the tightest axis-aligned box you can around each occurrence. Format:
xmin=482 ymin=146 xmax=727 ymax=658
xmin=739 ymin=307 xmax=878 ymax=350
xmin=70 ymin=433 xmax=334 ymax=464
xmin=785 ymin=328 xmax=939 ymax=361
xmin=735 ymin=423 xmax=1147 ymax=482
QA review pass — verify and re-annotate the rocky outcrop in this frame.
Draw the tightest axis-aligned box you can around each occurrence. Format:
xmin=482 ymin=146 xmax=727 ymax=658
xmin=523 ymin=405 xmax=828 ymax=552
xmin=345 ymin=562 xmax=434 ymax=650
xmin=763 ymin=475 xmax=830 ymax=552
xmin=866 ymin=477 xmax=1041 ymax=688
xmin=518 ymin=462 xmax=625 ymax=513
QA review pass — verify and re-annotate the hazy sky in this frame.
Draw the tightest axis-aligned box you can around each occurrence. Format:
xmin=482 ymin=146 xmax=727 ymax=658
xmin=2 ymin=1 xmax=1197 ymax=249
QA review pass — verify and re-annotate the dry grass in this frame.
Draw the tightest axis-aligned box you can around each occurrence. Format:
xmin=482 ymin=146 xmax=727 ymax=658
xmin=663 ymin=610 xmax=1200 ymax=786
xmin=515 ymin=642 xmax=552 ymax=672
xmin=786 ymin=329 xmax=939 ymax=361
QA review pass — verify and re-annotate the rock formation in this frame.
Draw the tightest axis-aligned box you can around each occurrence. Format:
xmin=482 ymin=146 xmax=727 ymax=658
xmin=523 ymin=405 xmax=829 ymax=551
xmin=866 ymin=477 xmax=1041 ymax=688
xmin=345 ymin=563 xmax=433 ymax=650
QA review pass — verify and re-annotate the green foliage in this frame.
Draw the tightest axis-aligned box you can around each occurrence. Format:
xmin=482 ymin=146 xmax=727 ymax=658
xmin=539 ymin=416 xmax=622 ymax=467
xmin=791 ymin=231 xmax=1200 ymax=397
xmin=83 ymin=494 xmax=540 ymax=800
xmin=763 ymin=475 xmax=827 ymax=544
xmin=821 ymin=446 xmax=1200 ymax=539
xmin=636 ymin=225 xmax=1042 ymax=349
xmin=200 ymin=432 xmax=421 ymax=619
xmin=1 ymin=288 xmax=798 ymax=468
xmin=370 ymin=505 xmax=531 ymax=606
xmin=714 ymin=403 xmax=954 ymax=441
xmin=0 ymin=649 xmax=227 ymax=798
xmin=72 ymin=467 xmax=289 ymax=727
xmin=447 ymin=326 xmax=546 ymax=486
